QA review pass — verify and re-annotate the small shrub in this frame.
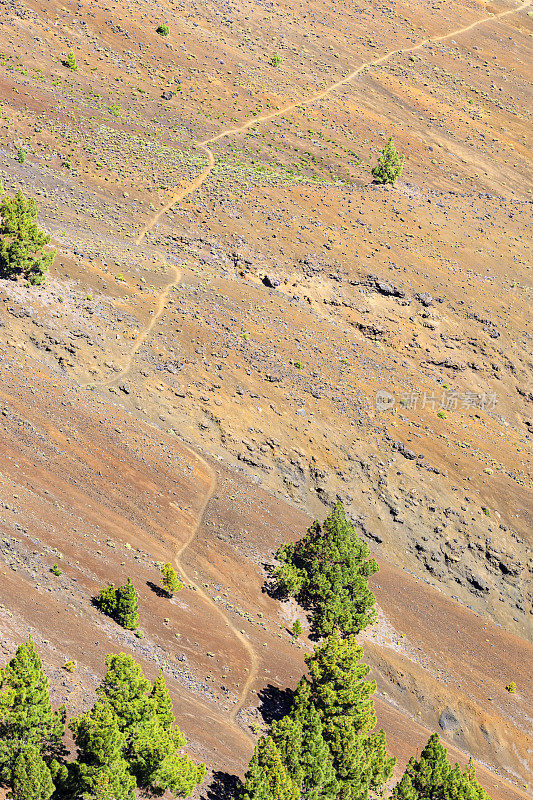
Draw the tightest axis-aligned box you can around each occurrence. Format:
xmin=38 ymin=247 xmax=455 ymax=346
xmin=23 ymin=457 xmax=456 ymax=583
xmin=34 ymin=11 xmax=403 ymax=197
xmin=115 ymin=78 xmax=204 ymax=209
xmin=16 ymin=148 xmax=26 ymax=164
xmin=293 ymin=360 xmax=303 ymax=369
xmin=156 ymin=24 xmax=170 ymax=36
xmin=371 ymin=136 xmax=404 ymax=186
xmin=63 ymin=660 xmax=76 ymax=672
xmin=50 ymin=563 xmax=62 ymax=576
xmin=63 ymin=49 xmax=78 ymax=71
xmin=271 ymin=53 xmax=282 ymax=68
xmin=437 ymin=410 xmax=446 ymax=419
xmin=482 ymin=507 xmax=491 ymax=517
xmin=134 ymin=629 xmax=145 ymax=639
xmin=505 ymin=681 xmax=516 ymax=693
xmin=291 ymin=619 xmax=303 ymax=639
xmin=108 ymin=102 xmax=120 ymax=117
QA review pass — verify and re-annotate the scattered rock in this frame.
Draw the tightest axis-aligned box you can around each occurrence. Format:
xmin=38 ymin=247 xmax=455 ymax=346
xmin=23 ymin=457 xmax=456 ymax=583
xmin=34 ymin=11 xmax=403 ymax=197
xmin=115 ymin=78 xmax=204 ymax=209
xmin=416 ymin=292 xmax=433 ymax=307
xmin=262 ymin=274 xmax=280 ymax=288
xmin=439 ymin=708 xmax=460 ymax=732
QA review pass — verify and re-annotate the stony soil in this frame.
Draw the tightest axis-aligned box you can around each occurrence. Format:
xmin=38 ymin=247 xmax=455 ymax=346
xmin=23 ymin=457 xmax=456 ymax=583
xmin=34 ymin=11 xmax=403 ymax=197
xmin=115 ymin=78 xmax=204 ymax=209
xmin=0 ymin=0 xmax=531 ymax=797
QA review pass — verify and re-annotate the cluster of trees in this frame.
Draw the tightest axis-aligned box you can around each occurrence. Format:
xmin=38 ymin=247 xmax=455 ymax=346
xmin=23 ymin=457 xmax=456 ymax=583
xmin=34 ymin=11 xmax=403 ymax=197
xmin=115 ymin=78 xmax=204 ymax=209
xmin=93 ymin=578 xmax=140 ymax=630
xmin=274 ymin=502 xmax=378 ymax=637
xmin=0 ymin=189 xmax=55 ymax=285
xmin=0 ymin=639 xmax=205 ymax=799
xmin=393 ymin=734 xmax=490 ymax=800
xmin=0 ymin=504 xmax=492 ymax=800
xmin=237 ymin=630 xmax=394 ymax=799
xmin=234 ymin=502 xmax=492 ymax=800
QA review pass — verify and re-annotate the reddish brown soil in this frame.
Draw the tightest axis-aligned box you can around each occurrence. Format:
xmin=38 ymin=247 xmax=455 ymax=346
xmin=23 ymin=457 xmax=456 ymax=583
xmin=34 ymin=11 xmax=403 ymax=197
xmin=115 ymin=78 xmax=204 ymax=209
xmin=0 ymin=0 xmax=531 ymax=796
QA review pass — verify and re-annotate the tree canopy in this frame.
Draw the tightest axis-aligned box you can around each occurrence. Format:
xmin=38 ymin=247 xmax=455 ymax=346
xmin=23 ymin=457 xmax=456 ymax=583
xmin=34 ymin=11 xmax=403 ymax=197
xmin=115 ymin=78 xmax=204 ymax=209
xmin=236 ymin=630 xmax=394 ymax=800
xmin=93 ymin=579 xmax=140 ymax=630
xmin=0 ymin=190 xmax=55 ymax=284
xmin=0 ymin=637 xmax=64 ymax=796
xmin=274 ymin=501 xmax=378 ymax=636
xmin=0 ymin=642 xmax=205 ymax=800
xmin=393 ymin=734 xmax=490 ymax=800
xmin=371 ymin=137 xmax=405 ymax=186
xmin=161 ymin=562 xmax=183 ymax=596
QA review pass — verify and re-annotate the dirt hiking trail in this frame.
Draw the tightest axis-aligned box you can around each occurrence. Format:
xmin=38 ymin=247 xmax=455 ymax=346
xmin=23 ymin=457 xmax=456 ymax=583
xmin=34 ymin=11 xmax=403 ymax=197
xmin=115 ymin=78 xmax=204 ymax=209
xmin=83 ymin=0 xmax=529 ymax=751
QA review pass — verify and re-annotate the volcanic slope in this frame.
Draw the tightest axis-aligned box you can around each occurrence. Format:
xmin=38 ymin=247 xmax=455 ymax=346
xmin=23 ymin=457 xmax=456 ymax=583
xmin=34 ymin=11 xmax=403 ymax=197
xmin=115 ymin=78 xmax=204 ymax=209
xmin=0 ymin=0 xmax=531 ymax=796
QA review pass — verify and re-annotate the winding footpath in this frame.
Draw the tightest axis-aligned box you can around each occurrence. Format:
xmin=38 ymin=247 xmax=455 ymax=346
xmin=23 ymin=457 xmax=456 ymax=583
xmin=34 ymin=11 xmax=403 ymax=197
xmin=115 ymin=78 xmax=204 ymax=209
xmin=88 ymin=0 xmax=529 ymax=744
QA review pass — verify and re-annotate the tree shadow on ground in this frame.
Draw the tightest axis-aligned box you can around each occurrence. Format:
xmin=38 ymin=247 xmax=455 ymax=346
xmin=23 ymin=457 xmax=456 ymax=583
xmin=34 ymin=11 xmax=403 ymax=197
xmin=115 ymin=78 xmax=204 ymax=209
xmin=201 ymin=770 xmax=242 ymax=800
xmin=261 ymin=562 xmax=286 ymax=601
xmin=146 ymin=580 xmax=169 ymax=598
xmin=257 ymin=683 xmax=294 ymax=725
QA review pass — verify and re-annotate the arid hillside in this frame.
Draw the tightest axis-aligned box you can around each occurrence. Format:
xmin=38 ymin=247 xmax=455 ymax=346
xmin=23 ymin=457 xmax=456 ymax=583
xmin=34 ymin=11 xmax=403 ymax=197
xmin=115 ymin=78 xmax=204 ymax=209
xmin=0 ymin=0 xmax=531 ymax=797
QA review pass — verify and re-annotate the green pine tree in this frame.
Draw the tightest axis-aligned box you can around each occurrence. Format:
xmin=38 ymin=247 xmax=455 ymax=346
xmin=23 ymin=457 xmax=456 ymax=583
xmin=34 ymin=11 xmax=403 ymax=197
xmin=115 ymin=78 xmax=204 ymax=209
xmin=393 ymin=734 xmax=491 ymax=800
xmin=96 ymin=653 xmax=153 ymax=731
xmin=94 ymin=653 xmax=205 ymax=797
xmin=290 ymin=619 xmax=302 ymax=639
xmin=161 ymin=562 xmax=183 ymax=596
xmin=115 ymin=578 xmax=139 ymax=630
xmin=239 ymin=745 xmax=270 ymax=800
xmin=69 ymin=701 xmax=136 ymax=800
xmin=371 ymin=136 xmax=405 ymax=185
xmin=64 ymin=49 xmax=78 ymax=70
xmin=151 ymin=671 xmax=175 ymax=732
xmin=0 ymin=191 xmax=56 ymax=284
xmin=272 ymin=680 xmax=338 ymax=799
xmin=93 ymin=584 xmax=118 ymax=618
xmin=275 ymin=501 xmax=378 ymax=637
xmin=304 ymin=630 xmax=395 ymax=799
xmin=394 ymin=772 xmax=419 ymax=800
xmin=241 ymin=736 xmax=299 ymax=800
xmin=0 ymin=638 xmax=65 ymax=774
xmin=90 ymin=770 xmax=119 ymax=800
xmin=7 ymin=745 xmax=55 ymax=800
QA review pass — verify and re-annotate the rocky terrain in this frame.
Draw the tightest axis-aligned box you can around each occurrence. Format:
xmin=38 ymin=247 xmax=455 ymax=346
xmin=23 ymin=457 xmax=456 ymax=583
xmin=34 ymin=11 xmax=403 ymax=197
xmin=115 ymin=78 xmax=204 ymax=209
xmin=0 ymin=0 xmax=531 ymax=797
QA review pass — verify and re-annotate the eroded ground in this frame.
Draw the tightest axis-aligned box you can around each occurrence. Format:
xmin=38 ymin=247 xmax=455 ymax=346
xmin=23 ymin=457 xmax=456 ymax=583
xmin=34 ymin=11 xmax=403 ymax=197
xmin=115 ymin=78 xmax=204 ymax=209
xmin=0 ymin=0 xmax=531 ymax=796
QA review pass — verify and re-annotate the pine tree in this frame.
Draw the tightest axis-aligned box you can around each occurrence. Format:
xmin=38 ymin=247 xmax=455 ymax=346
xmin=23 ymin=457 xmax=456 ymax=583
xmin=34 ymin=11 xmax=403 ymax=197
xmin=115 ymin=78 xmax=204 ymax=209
xmin=241 ymin=736 xmax=299 ymax=800
xmin=96 ymin=653 xmax=153 ymax=731
xmin=94 ymin=653 xmax=205 ymax=797
xmin=407 ymin=734 xmax=451 ymax=798
xmin=275 ymin=501 xmax=378 ymax=637
xmin=290 ymin=619 xmax=302 ymax=639
xmin=90 ymin=770 xmax=118 ymax=800
xmin=0 ymin=191 xmax=56 ymax=284
xmin=304 ymin=630 xmax=395 ymax=800
xmin=161 ymin=562 xmax=183 ymax=596
xmin=69 ymin=701 xmax=136 ymax=800
xmin=0 ymin=638 xmax=65 ymax=775
xmin=271 ymin=680 xmax=338 ymax=799
xmin=64 ymin=49 xmax=78 ymax=70
xmin=115 ymin=578 xmax=139 ymax=630
xmin=371 ymin=137 xmax=405 ymax=186
xmin=394 ymin=771 xmax=419 ymax=800
xmin=151 ymin=671 xmax=175 ymax=732
xmin=239 ymin=746 xmax=270 ymax=800
xmin=93 ymin=584 xmax=118 ymax=618
xmin=7 ymin=745 xmax=55 ymax=800
xmin=393 ymin=735 xmax=492 ymax=800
